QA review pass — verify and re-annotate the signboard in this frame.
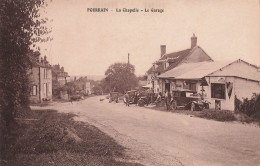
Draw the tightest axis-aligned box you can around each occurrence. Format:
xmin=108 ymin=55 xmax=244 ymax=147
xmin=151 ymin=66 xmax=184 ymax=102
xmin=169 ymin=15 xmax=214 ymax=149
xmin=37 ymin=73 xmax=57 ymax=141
xmin=218 ymin=77 xmax=225 ymax=82
xmin=151 ymin=75 xmax=155 ymax=80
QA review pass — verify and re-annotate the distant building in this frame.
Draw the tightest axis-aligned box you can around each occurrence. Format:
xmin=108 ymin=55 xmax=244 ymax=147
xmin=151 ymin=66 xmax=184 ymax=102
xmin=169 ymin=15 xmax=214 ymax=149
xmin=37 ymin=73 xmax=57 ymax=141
xmin=52 ymin=64 xmax=69 ymax=86
xmin=29 ymin=54 xmax=52 ymax=103
xmin=85 ymin=81 xmax=94 ymax=94
xmin=146 ymin=34 xmax=213 ymax=94
xmin=75 ymin=77 xmax=95 ymax=95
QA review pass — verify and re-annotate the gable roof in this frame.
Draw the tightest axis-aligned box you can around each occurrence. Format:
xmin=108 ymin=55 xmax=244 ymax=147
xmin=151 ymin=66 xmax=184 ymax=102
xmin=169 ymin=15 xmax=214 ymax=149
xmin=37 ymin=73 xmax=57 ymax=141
xmin=157 ymin=61 xmax=217 ymax=79
xmin=146 ymin=48 xmax=192 ymax=74
xmin=146 ymin=46 xmax=213 ymax=74
xmin=207 ymin=59 xmax=260 ymax=81
xmin=158 ymin=59 xmax=260 ymax=82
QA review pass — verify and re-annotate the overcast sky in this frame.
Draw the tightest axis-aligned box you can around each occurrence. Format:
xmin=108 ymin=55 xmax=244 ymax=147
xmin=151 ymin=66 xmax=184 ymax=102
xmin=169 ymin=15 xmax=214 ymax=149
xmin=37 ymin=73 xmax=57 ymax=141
xmin=40 ymin=0 xmax=260 ymax=76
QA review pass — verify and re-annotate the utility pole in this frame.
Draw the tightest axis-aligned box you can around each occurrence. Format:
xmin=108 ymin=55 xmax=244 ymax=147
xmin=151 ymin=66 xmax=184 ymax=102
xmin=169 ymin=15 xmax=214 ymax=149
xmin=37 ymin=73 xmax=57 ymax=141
xmin=128 ymin=53 xmax=130 ymax=64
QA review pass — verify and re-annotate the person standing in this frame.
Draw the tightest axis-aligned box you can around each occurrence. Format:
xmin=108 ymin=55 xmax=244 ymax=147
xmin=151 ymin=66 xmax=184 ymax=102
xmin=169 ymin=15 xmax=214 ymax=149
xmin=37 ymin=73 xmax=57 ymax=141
xmin=134 ymin=91 xmax=138 ymax=106
xmin=124 ymin=92 xmax=130 ymax=107
xmin=165 ymin=90 xmax=171 ymax=111
xmin=155 ymin=92 xmax=162 ymax=103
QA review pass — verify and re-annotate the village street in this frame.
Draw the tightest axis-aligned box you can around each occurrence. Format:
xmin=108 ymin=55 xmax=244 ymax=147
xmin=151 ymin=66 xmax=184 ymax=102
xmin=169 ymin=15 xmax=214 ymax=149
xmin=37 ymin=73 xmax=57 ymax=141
xmin=32 ymin=96 xmax=260 ymax=166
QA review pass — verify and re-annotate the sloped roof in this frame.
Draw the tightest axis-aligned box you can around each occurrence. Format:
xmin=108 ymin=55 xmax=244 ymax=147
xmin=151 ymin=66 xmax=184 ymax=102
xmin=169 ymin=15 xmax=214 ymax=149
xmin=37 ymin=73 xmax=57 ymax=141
xmin=158 ymin=59 xmax=260 ymax=82
xmin=146 ymin=48 xmax=191 ymax=74
xmin=157 ymin=62 xmax=213 ymax=79
xmin=163 ymin=49 xmax=193 ymax=71
xmin=146 ymin=45 xmax=213 ymax=74
xmin=175 ymin=61 xmax=232 ymax=79
xmin=208 ymin=59 xmax=260 ymax=81
xmin=161 ymin=49 xmax=191 ymax=60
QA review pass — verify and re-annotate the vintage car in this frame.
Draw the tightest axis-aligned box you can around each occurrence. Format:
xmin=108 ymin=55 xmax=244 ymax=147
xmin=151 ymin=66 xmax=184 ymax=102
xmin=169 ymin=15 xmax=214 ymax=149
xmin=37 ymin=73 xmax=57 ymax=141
xmin=126 ymin=90 xmax=138 ymax=104
xmin=170 ymin=89 xmax=210 ymax=111
xmin=170 ymin=89 xmax=197 ymax=110
xmin=137 ymin=95 xmax=148 ymax=106
xmin=187 ymin=99 xmax=211 ymax=111
xmin=109 ymin=92 xmax=119 ymax=103
xmin=137 ymin=90 xmax=156 ymax=107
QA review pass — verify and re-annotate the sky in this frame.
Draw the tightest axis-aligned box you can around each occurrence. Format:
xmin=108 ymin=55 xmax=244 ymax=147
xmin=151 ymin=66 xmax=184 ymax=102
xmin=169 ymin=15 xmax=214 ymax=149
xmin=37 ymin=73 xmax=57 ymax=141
xmin=40 ymin=0 xmax=260 ymax=76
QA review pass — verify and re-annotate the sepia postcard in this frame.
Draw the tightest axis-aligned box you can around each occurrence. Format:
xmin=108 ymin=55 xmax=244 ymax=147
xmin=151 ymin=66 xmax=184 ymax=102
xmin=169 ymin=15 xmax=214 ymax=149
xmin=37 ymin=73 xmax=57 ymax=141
xmin=1 ymin=0 xmax=260 ymax=166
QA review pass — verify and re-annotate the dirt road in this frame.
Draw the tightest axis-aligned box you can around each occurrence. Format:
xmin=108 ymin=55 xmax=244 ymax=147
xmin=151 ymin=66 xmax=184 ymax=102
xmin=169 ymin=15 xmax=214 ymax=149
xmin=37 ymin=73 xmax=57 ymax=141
xmin=32 ymin=96 xmax=260 ymax=166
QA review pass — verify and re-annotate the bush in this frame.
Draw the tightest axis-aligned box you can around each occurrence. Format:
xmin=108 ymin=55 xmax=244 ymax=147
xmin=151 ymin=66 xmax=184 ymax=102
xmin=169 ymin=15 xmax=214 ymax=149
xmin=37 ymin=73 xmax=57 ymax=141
xmin=198 ymin=110 xmax=236 ymax=122
xmin=235 ymin=93 xmax=260 ymax=119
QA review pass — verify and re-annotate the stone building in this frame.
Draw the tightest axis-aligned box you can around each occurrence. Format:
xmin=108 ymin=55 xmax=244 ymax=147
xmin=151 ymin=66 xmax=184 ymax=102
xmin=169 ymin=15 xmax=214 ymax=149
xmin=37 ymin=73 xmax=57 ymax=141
xmin=146 ymin=34 xmax=213 ymax=94
xmin=29 ymin=54 xmax=52 ymax=103
xmin=52 ymin=64 xmax=69 ymax=86
xmin=74 ymin=77 xmax=94 ymax=95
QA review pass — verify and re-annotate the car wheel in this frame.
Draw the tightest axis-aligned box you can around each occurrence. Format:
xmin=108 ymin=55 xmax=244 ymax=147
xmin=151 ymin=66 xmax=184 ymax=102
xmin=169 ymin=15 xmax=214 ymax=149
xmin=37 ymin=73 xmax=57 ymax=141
xmin=138 ymin=100 xmax=145 ymax=107
xmin=205 ymin=103 xmax=209 ymax=109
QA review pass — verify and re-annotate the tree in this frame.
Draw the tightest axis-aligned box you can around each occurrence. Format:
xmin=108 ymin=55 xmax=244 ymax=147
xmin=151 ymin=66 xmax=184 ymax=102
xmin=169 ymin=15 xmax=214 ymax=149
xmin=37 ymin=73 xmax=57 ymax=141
xmin=0 ymin=0 xmax=51 ymax=131
xmin=92 ymin=84 xmax=103 ymax=95
xmin=103 ymin=63 xmax=138 ymax=93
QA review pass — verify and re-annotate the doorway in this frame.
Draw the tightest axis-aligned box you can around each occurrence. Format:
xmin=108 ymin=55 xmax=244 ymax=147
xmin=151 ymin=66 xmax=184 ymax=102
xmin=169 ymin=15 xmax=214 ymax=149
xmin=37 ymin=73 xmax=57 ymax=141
xmin=165 ymin=83 xmax=170 ymax=92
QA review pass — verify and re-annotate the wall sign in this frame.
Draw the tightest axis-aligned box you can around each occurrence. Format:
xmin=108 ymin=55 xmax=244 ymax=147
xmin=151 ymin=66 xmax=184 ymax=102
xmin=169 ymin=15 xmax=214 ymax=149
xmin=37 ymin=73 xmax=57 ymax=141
xmin=218 ymin=77 xmax=225 ymax=82
xmin=226 ymin=82 xmax=233 ymax=99
xmin=151 ymin=75 xmax=155 ymax=80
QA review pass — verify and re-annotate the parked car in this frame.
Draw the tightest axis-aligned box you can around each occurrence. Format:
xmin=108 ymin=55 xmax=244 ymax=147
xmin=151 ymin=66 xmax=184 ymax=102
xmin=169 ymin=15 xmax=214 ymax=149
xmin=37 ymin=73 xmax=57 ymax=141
xmin=125 ymin=90 xmax=138 ymax=104
xmin=137 ymin=96 xmax=149 ymax=106
xmin=137 ymin=90 xmax=155 ymax=107
xmin=109 ymin=92 xmax=119 ymax=103
xmin=186 ymin=100 xmax=211 ymax=111
xmin=170 ymin=89 xmax=204 ymax=111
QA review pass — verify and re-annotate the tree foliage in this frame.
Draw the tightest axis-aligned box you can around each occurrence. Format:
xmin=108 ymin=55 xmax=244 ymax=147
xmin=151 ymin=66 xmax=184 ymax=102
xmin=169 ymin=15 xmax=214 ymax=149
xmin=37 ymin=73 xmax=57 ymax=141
xmin=92 ymin=84 xmax=103 ymax=95
xmin=102 ymin=63 xmax=138 ymax=93
xmin=235 ymin=93 xmax=260 ymax=119
xmin=0 ymin=0 xmax=50 ymax=130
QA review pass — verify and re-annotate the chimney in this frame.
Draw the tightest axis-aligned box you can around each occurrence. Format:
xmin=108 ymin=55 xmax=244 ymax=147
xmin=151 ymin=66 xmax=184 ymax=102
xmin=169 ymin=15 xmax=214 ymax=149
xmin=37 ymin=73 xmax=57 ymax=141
xmin=34 ymin=51 xmax=40 ymax=62
xmin=43 ymin=56 xmax=48 ymax=66
xmin=36 ymin=54 xmax=40 ymax=62
xmin=191 ymin=33 xmax=197 ymax=49
xmin=160 ymin=45 xmax=166 ymax=57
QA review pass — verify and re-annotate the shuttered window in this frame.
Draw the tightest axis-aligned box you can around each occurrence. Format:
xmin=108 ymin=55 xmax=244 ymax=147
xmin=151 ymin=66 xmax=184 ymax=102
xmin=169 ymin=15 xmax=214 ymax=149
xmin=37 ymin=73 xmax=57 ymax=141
xmin=31 ymin=85 xmax=37 ymax=96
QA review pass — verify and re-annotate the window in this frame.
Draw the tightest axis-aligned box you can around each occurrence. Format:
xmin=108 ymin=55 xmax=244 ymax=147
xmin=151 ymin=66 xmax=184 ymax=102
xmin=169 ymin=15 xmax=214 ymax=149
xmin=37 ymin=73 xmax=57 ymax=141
xmin=43 ymin=69 xmax=48 ymax=79
xmin=190 ymin=83 xmax=196 ymax=91
xmin=43 ymin=83 xmax=47 ymax=96
xmin=31 ymin=85 xmax=37 ymax=96
xmin=183 ymin=81 xmax=196 ymax=91
xmin=211 ymin=83 xmax=225 ymax=99
xmin=173 ymin=91 xmax=180 ymax=97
